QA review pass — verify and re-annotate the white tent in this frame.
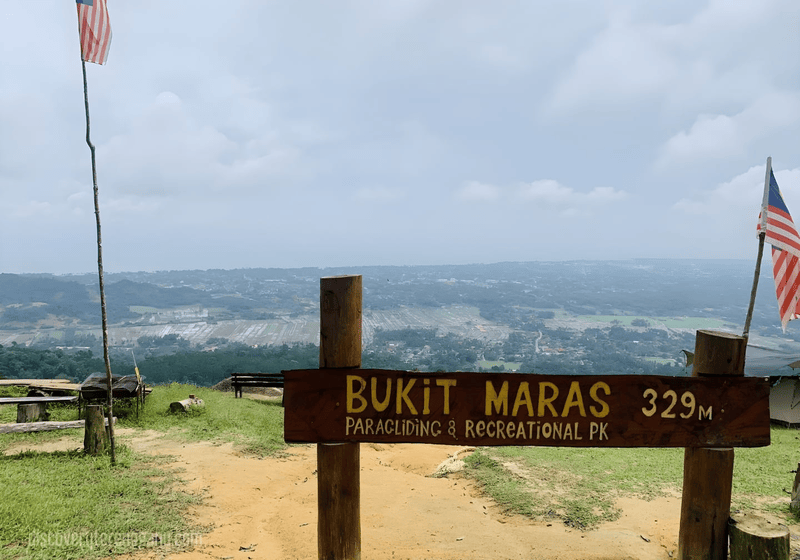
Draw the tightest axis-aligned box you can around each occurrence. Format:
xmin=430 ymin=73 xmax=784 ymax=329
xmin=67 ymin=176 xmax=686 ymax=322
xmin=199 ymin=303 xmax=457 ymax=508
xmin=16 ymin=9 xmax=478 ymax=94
xmin=745 ymin=345 xmax=800 ymax=427
xmin=769 ymin=377 xmax=800 ymax=427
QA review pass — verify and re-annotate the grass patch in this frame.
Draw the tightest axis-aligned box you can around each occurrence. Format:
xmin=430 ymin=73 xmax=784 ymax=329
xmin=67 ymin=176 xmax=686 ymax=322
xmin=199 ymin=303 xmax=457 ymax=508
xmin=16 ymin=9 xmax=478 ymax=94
xmin=120 ymin=383 xmax=286 ymax=456
xmin=0 ymin=446 xmax=200 ymax=560
xmin=465 ymin=446 xmax=682 ymax=529
xmin=732 ymin=426 xmax=800 ymax=516
xmin=465 ymin=426 xmax=800 ymax=530
xmin=0 ymin=386 xmax=29 ymax=399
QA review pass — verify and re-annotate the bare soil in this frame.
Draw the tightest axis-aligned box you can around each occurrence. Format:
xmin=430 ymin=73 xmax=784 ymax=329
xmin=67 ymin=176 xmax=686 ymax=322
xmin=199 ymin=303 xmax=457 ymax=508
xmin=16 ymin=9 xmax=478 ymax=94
xmin=7 ymin=429 xmax=687 ymax=560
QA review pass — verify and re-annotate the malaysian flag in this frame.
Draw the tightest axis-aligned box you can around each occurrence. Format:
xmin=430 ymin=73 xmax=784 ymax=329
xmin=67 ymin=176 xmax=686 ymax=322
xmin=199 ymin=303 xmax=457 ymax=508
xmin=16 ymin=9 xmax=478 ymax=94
xmin=757 ymin=169 xmax=800 ymax=331
xmin=76 ymin=0 xmax=112 ymax=65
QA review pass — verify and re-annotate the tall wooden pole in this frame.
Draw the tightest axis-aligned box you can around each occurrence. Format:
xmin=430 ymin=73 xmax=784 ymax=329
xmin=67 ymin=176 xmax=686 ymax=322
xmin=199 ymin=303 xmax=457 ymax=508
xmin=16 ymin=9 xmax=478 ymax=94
xmin=82 ymin=59 xmax=116 ymax=465
xmin=678 ymin=330 xmax=747 ymax=560
xmin=318 ymin=275 xmax=362 ymax=560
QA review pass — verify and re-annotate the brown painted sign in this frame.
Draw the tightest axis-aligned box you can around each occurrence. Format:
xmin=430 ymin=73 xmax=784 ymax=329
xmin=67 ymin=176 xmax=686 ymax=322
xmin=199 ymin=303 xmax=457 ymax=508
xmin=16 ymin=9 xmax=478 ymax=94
xmin=283 ymin=369 xmax=770 ymax=448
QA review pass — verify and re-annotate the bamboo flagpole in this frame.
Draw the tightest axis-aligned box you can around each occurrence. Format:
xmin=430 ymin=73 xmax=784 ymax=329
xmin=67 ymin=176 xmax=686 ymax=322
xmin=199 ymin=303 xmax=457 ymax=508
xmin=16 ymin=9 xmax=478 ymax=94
xmin=76 ymin=0 xmax=115 ymax=464
xmin=745 ymin=157 xmax=800 ymax=337
xmin=742 ymin=156 xmax=773 ymax=339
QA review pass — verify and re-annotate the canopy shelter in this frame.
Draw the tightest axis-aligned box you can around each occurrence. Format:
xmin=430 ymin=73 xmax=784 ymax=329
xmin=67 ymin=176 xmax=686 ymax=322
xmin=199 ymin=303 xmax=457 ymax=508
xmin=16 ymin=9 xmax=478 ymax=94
xmin=743 ymin=345 xmax=799 ymax=427
xmin=79 ymin=371 xmax=147 ymax=417
xmin=682 ymin=343 xmax=800 ymax=426
xmin=743 ymin=344 xmax=800 ymax=377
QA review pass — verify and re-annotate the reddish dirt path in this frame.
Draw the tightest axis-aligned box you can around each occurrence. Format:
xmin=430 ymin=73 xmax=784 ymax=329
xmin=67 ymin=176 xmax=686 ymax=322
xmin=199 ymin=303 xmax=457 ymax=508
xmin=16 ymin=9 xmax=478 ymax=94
xmin=6 ymin=422 xmax=798 ymax=559
xmin=106 ymin=431 xmax=681 ymax=560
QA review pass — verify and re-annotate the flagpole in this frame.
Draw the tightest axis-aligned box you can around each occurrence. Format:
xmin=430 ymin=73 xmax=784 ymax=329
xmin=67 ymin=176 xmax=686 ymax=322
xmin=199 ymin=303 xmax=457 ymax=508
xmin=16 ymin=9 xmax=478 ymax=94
xmin=743 ymin=157 xmax=773 ymax=339
xmin=82 ymin=58 xmax=116 ymax=465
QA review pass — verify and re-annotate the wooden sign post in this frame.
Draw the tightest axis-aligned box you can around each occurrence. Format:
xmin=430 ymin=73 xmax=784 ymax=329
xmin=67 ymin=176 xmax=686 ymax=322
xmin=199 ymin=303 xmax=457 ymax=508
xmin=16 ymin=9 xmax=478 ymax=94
xmin=318 ymin=276 xmax=362 ymax=560
xmin=678 ymin=330 xmax=746 ymax=560
xmin=289 ymin=280 xmax=771 ymax=560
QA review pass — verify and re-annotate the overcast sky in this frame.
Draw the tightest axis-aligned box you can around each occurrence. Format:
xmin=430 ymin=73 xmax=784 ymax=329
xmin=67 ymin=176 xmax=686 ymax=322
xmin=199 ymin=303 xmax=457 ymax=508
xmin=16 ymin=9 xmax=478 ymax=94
xmin=1 ymin=1 xmax=799 ymax=275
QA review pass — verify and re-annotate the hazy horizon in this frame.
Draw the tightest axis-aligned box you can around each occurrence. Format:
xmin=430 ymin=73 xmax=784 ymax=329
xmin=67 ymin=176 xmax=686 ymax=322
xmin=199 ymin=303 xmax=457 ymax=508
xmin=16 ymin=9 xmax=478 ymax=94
xmin=6 ymin=256 xmax=767 ymax=278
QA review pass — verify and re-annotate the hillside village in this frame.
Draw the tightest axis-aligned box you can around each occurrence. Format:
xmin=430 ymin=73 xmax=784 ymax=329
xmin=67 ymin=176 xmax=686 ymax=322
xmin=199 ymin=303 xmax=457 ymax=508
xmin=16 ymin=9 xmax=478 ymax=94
xmin=2 ymin=260 xmax=799 ymax=384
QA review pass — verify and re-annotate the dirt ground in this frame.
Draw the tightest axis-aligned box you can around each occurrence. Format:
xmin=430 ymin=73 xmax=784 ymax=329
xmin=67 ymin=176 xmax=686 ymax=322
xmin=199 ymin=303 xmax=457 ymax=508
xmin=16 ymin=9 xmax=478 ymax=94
xmin=6 ymin=429 xmax=692 ymax=560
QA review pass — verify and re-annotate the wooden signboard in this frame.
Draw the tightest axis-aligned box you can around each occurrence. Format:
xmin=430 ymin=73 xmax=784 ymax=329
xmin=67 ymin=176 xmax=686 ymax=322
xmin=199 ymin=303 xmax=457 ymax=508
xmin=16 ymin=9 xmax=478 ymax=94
xmin=284 ymin=369 xmax=770 ymax=448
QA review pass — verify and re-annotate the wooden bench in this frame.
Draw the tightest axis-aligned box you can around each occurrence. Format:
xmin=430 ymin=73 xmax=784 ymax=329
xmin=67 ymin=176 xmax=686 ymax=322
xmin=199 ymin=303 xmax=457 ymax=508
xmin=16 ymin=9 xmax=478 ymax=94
xmin=0 ymin=416 xmax=116 ymax=434
xmin=0 ymin=379 xmax=82 ymax=393
xmin=0 ymin=396 xmax=79 ymax=423
xmin=230 ymin=373 xmax=284 ymax=400
xmin=0 ymin=396 xmax=79 ymax=405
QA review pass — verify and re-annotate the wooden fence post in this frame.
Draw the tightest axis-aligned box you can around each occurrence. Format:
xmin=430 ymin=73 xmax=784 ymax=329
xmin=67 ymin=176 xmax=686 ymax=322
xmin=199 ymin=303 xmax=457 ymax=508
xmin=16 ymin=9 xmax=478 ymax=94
xmin=84 ymin=404 xmax=108 ymax=455
xmin=318 ymin=275 xmax=362 ymax=560
xmin=678 ymin=330 xmax=746 ymax=560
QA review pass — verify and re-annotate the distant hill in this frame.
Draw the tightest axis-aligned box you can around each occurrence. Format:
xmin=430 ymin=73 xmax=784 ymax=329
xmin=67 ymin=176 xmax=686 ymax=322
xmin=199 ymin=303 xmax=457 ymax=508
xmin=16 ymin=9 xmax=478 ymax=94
xmin=0 ymin=260 xmax=793 ymax=339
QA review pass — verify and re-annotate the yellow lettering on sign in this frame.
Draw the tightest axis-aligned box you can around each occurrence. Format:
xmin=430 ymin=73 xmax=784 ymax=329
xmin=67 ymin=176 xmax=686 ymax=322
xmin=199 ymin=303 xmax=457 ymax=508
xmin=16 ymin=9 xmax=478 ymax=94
xmin=538 ymin=382 xmax=559 ymax=417
xmin=589 ymin=381 xmax=610 ymax=418
xmin=465 ymin=419 xmax=475 ymax=439
xmin=511 ymin=382 xmax=534 ymax=417
xmin=589 ymin=421 xmax=608 ymax=440
xmin=485 ymin=381 xmax=509 ymax=416
xmin=436 ymin=379 xmax=457 ymax=414
xmin=346 ymin=375 xmax=367 ymax=413
xmin=396 ymin=378 xmax=418 ymax=415
xmin=561 ymin=381 xmax=587 ymax=417
xmin=496 ymin=420 xmax=506 ymax=438
xmin=371 ymin=377 xmax=392 ymax=412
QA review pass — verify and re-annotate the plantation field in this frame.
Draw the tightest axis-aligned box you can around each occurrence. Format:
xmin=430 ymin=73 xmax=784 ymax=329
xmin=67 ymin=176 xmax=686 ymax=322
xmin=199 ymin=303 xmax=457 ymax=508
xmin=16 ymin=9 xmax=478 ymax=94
xmin=478 ymin=360 xmax=522 ymax=371
xmin=642 ymin=356 xmax=679 ymax=365
xmin=107 ymin=305 xmax=510 ymax=347
xmin=128 ymin=305 xmax=160 ymax=314
xmin=1 ymin=305 xmax=512 ymax=349
xmin=564 ymin=314 xmax=733 ymax=331
xmin=364 ymin=306 xmax=512 ymax=343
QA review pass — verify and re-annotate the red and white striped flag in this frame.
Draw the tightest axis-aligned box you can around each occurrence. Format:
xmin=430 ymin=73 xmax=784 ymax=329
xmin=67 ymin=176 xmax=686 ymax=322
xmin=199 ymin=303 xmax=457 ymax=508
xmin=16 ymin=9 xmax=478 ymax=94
xmin=757 ymin=168 xmax=800 ymax=331
xmin=76 ymin=0 xmax=112 ymax=65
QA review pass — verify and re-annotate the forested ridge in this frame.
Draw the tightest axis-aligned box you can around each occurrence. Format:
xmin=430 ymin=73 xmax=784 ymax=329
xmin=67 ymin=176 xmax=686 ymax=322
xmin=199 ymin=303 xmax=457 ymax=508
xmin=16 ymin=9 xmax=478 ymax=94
xmin=0 ymin=343 xmax=321 ymax=387
xmin=0 ymin=323 xmax=687 ymax=387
